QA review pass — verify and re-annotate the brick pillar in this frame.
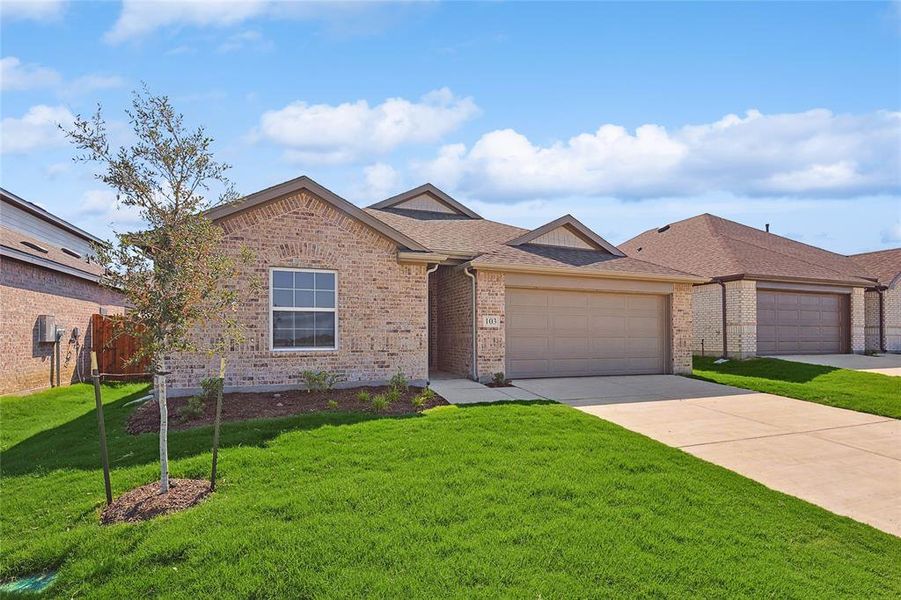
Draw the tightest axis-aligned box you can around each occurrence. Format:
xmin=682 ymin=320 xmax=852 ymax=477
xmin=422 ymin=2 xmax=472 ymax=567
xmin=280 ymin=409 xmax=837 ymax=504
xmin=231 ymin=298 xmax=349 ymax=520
xmin=725 ymin=280 xmax=757 ymax=359
xmin=475 ymin=270 xmax=505 ymax=382
xmin=670 ymin=283 xmax=693 ymax=374
xmin=863 ymin=290 xmax=881 ymax=352
xmin=850 ymin=287 xmax=865 ymax=353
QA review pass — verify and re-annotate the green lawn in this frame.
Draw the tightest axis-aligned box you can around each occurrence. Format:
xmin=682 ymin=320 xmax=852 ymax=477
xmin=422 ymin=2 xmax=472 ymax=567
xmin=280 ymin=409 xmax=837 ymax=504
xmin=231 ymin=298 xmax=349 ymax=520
xmin=2 ymin=384 xmax=899 ymax=598
xmin=691 ymin=356 xmax=901 ymax=419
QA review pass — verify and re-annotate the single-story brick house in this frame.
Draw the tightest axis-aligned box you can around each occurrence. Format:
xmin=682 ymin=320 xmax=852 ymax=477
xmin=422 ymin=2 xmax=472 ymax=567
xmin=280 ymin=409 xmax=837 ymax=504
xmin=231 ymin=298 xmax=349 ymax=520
xmin=620 ymin=214 xmax=881 ymax=358
xmin=167 ymin=176 xmax=704 ymax=395
xmin=0 ymin=188 xmax=125 ymax=395
xmin=850 ymin=248 xmax=901 ymax=353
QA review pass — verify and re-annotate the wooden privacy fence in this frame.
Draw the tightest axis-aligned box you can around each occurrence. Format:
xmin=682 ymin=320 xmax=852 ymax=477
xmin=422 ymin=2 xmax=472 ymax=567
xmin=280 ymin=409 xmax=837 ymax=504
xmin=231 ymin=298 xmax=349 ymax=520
xmin=91 ymin=314 xmax=150 ymax=380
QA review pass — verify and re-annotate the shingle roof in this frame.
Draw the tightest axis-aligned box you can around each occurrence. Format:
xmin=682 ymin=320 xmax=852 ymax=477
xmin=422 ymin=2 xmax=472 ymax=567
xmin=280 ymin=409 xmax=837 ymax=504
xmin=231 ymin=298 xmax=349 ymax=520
xmin=619 ymin=213 xmax=876 ymax=286
xmin=1 ymin=225 xmax=104 ymax=280
xmin=363 ymin=208 xmax=527 ymax=255
xmin=469 ymin=244 xmax=699 ymax=279
xmin=850 ymin=248 xmax=901 ymax=286
xmin=366 ymin=207 xmax=702 ymax=281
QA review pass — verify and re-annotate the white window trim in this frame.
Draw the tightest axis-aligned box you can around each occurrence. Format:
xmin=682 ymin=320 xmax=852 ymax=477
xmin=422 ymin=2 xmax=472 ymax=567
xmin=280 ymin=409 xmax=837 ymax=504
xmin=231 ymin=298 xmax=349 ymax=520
xmin=269 ymin=267 xmax=339 ymax=352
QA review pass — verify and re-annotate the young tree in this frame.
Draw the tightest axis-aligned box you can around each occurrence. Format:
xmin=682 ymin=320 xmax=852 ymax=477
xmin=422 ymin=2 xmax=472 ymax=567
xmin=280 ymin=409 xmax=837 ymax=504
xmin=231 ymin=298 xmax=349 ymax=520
xmin=65 ymin=87 xmax=248 ymax=494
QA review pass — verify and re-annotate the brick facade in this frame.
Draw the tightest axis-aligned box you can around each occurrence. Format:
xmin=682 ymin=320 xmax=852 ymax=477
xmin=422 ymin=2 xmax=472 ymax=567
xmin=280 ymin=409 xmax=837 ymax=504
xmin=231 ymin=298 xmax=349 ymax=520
xmin=433 ymin=265 xmax=473 ymax=377
xmin=849 ymin=286 xmax=866 ymax=354
xmin=724 ymin=280 xmax=757 ymax=359
xmin=864 ymin=289 xmax=881 ymax=352
xmin=475 ymin=270 xmax=505 ymax=381
xmin=692 ymin=283 xmax=723 ymax=357
xmin=670 ymin=283 xmax=693 ymax=374
xmin=166 ymin=190 xmax=428 ymax=395
xmin=0 ymin=257 xmax=125 ymax=395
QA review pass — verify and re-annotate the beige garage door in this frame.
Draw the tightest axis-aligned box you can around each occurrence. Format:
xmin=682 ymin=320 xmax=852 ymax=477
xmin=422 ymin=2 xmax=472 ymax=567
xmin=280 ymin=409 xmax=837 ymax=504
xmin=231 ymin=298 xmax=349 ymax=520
xmin=505 ymin=288 xmax=667 ymax=378
xmin=757 ymin=290 xmax=848 ymax=355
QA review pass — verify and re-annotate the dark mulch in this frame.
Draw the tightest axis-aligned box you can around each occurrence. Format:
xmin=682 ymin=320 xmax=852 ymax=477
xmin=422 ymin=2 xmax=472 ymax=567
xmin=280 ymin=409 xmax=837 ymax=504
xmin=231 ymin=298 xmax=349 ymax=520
xmin=127 ymin=386 xmax=449 ymax=434
xmin=101 ymin=479 xmax=211 ymax=525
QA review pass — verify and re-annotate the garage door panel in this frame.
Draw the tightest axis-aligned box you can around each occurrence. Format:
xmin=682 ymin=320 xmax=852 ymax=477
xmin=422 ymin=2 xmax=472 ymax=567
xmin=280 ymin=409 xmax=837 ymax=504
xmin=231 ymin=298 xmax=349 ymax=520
xmin=506 ymin=288 xmax=667 ymax=378
xmin=757 ymin=290 xmax=846 ymax=355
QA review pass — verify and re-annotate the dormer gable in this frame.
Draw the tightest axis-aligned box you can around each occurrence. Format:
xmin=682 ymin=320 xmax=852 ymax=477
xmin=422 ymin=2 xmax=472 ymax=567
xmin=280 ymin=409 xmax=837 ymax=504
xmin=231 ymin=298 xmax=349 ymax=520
xmin=506 ymin=215 xmax=625 ymax=256
xmin=368 ymin=184 xmax=481 ymax=219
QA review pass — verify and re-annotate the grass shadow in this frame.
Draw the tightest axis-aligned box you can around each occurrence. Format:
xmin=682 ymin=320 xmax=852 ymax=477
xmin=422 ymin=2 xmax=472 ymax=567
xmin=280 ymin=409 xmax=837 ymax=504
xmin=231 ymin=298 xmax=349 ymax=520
xmin=692 ymin=356 xmax=840 ymax=384
xmin=1 ymin=387 xmax=421 ymax=477
xmin=454 ymin=399 xmax=559 ymax=409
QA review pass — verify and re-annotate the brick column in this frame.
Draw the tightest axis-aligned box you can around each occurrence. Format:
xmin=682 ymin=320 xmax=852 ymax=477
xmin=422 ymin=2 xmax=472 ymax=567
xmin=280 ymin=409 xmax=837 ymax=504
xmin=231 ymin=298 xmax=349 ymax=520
xmin=475 ymin=270 xmax=505 ymax=382
xmin=863 ymin=290 xmax=881 ymax=352
xmin=670 ymin=283 xmax=693 ymax=374
xmin=850 ymin=287 xmax=865 ymax=354
xmin=725 ymin=280 xmax=757 ymax=359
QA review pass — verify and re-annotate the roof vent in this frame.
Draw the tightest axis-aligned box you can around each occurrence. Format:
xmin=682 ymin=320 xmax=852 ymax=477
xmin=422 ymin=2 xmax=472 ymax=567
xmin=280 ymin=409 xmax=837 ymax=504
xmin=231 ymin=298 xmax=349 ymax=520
xmin=656 ymin=225 xmax=670 ymax=233
xmin=636 ymin=246 xmax=643 ymax=252
xmin=20 ymin=240 xmax=48 ymax=254
xmin=61 ymin=248 xmax=81 ymax=259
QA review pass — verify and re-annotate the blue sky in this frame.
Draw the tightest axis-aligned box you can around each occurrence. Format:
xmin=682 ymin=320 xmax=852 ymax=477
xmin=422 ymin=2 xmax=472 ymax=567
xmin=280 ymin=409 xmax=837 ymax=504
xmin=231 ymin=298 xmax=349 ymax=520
xmin=1 ymin=0 xmax=899 ymax=253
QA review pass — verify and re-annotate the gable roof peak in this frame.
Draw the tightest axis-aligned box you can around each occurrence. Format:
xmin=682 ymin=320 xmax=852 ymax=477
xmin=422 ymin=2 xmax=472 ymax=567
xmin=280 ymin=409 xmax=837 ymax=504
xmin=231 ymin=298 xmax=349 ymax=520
xmin=368 ymin=183 xmax=482 ymax=219
xmin=506 ymin=214 xmax=625 ymax=256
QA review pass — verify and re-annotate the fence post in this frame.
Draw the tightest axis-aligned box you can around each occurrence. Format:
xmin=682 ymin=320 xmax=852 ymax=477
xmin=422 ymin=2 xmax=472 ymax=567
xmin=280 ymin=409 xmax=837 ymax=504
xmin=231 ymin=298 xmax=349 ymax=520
xmin=91 ymin=351 xmax=113 ymax=505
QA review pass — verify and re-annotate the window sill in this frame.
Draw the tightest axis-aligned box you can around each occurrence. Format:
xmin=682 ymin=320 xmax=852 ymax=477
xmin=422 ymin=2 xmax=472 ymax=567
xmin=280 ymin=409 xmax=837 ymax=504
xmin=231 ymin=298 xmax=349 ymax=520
xmin=271 ymin=347 xmax=338 ymax=353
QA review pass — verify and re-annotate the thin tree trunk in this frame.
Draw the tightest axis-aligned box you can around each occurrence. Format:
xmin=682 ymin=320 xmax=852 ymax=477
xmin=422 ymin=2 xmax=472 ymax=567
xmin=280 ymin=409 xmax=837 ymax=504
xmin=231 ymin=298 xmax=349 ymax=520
xmin=210 ymin=356 xmax=225 ymax=491
xmin=156 ymin=366 xmax=170 ymax=494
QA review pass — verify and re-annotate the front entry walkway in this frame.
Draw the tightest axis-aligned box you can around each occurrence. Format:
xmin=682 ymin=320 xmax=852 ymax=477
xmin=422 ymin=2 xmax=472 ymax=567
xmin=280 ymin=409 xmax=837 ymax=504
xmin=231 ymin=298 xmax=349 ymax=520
xmin=765 ymin=353 xmax=901 ymax=376
xmin=513 ymin=375 xmax=901 ymax=537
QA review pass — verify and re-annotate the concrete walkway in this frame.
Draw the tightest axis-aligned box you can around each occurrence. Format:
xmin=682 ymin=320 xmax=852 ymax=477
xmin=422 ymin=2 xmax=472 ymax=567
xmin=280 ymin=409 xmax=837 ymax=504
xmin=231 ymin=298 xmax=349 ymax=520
xmin=513 ymin=375 xmax=901 ymax=537
xmin=429 ymin=377 xmax=544 ymax=404
xmin=766 ymin=353 xmax=901 ymax=376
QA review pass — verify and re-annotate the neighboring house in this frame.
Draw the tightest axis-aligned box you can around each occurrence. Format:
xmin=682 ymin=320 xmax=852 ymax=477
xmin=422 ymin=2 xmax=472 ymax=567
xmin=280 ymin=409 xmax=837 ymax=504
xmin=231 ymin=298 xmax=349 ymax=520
xmin=0 ymin=188 xmax=125 ymax=395
xmin=850 ymin=248 xmax=901 ymax=353
xmin=620 ymin=214 xmax=878 ymax=358
xmin=167 ymin=176 xmax=703 ymax=396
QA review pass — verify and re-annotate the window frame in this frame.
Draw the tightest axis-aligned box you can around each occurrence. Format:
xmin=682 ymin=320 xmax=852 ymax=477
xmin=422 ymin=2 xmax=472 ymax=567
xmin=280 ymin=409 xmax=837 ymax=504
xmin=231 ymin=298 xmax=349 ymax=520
xmin=268 ymin=267 xmax=339 ymax=352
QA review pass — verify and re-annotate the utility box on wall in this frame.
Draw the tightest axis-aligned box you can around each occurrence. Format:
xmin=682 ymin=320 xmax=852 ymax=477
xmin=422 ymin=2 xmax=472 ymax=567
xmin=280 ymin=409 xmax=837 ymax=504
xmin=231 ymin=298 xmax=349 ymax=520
xmin=37 ymin=315 xmax=57 ymax=343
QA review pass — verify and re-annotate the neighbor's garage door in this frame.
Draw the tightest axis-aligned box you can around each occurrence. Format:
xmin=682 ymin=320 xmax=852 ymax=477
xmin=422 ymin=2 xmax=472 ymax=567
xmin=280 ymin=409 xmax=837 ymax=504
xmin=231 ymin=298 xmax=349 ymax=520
xmin=757 ymin=290 xmax=848 ymax=355
xmin=505 ymin=288 xmax=667 ymax=378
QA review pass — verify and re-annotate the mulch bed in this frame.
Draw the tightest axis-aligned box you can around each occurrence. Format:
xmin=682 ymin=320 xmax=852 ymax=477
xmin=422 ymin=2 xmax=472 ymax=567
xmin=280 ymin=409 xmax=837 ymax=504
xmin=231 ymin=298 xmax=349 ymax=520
xmin=127 ymin=386 xmax=449 ymax=435
xmin=101 ymin=479 xmax=211 ymax=525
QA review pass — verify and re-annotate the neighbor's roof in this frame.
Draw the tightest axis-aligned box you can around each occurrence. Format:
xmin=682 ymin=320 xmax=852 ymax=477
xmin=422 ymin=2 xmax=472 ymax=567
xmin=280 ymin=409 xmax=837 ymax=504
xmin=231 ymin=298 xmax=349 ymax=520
xmin=619 ymin=213 xmax=876 ymax=286
xmin=0 ymin=224 xmax=104 ymax=281
xmin=1 ymin=187 xmax=104 ymax=244
xmin=850 ymin=248 xmax=901 ymax=286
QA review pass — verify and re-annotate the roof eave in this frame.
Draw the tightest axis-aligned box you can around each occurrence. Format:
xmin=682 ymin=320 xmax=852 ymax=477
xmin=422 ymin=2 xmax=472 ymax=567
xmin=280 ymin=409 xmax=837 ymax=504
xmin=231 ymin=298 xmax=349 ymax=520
xmin=1 ymin=188 xmax=105 ymax=245
xmin=718 ymin=273 xmax=876 ymax=287
xmin=368 ymin=183 xmax=482 ymax=219
xmin=464 ymin=261 xmax=707 ymax=284
xmin=1 ymin=246 xmax=103 ymax=283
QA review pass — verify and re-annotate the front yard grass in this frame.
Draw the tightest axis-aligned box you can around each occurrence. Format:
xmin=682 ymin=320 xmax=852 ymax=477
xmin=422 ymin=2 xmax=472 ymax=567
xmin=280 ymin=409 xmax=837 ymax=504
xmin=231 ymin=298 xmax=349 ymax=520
xmin=2 ymin=383 xmax=899 ymax=597
xmin=691 ymin=356 xmax=901 ymax=419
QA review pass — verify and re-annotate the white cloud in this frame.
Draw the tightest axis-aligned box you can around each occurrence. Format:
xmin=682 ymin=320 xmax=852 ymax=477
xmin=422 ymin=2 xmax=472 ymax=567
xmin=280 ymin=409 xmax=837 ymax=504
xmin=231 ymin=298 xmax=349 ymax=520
xmin=882 ymin=222 xmax=901 ymax=244
xmin=105 ymin=0 xmax=270 ymax=44
xmin=0 ymin=0 xmax=67 ymax=22
xmin=0 ymin=56 xmax=62 ymax=90
xmin=217 ymin=29 xmax=272 ymax=53
xmin=256 ymin=88 xmax=479 ymax=164
xmin=358 ymin=163 xmax=402 ymax=201
xmin=416 ymin=109 xmax=901 ymax=200
xmin=0 ymin=104 xmax=74 ymax=154
xmin=63 ymin=74 xmax=126 ymax=96
xmin=75 ymin=190 xmax=145 ymax=234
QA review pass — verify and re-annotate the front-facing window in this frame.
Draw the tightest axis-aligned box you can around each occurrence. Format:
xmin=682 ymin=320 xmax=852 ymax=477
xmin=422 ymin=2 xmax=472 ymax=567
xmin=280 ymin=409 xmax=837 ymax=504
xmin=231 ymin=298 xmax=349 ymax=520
xmin=270 ymin=268 xmax=337 ymax=351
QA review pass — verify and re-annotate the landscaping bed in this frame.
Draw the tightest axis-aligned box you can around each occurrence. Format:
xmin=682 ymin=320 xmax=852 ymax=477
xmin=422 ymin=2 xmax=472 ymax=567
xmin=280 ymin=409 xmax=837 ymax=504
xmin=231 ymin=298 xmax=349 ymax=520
xmin=101 ymin=479 xmax=211 ymax=525
xmin=127 ymin=386 xmax=449 ymax=434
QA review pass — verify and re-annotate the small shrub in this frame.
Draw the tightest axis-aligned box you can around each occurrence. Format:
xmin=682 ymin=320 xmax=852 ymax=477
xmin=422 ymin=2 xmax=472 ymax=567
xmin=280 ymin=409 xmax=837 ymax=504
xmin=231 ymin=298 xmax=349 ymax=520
xmin=355 ymin=389 xmax=371 ymax=403
xmin=420 ymin=387 xmax=436 ymax=402
xmin=492 ymin=372 xmax=508 ymax=386
xmin=199 ymin=376 xmax=223 ymax=400
xmin=389 ymin=371 xmax=408 ymax=393
xmin=301 ymin=370 xmax=342 ymax=393
xmin=385 ymin=387 xmax=401 ymax=404
xmin=411 ymin=394 xmax=425 ymax=409
xmin=370 ymin=393 xmax=389 ymax=412
xmin=327 ymin=399 xmax=339 ymax=410
xmin=180 ymin=395 xmax=205 ymax=420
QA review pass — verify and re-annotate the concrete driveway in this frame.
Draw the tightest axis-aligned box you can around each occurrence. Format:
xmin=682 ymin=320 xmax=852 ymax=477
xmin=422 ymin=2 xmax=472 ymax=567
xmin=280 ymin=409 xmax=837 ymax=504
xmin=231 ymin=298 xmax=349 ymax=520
xmin=765 ymin=353 xmax=901 ymax=376
xmin=513 ymin=375 xmax=901 ymax=536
